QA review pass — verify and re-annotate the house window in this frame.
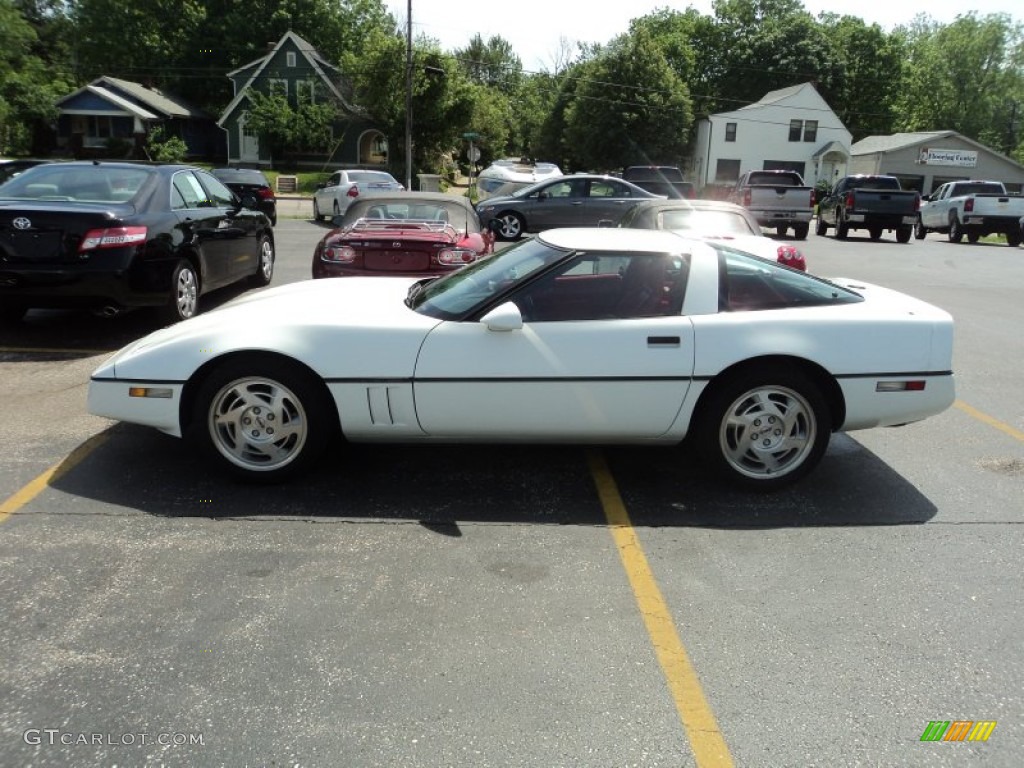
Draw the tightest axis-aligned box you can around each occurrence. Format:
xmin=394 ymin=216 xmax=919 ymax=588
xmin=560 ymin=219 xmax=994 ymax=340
xmin=715 ymin=159 xmax=741 ymax=182
xmin=267 ymin=79 xmax=288 ymax=98
xmin=296 ymin=80 xmax=315 ymax=104
xmin=725 ymin=122 xmax=737 ymax=142
xmin=789 ymin=119 xmax=819 ymax=142
xmin=286 ymin=51 xmax=297 ymax=68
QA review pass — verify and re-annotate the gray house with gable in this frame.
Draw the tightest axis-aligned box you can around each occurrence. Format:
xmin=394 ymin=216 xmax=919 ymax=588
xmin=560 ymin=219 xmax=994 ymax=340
xmin=217 ymin=31 xmax=388 ymax=169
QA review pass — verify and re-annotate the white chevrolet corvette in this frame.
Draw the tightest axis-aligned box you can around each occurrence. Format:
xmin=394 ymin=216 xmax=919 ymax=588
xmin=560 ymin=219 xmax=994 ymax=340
xmin=88 ymin=228 xmax=955 ymax=490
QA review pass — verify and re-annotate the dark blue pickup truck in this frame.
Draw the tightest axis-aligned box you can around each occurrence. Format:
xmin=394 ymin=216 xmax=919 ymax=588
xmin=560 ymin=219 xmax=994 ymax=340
xmin=815 ymin=174 xmax=920 ymax=243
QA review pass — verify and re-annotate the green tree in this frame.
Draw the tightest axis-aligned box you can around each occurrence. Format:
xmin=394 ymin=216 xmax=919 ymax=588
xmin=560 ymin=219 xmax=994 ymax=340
xmin=244 ymin=90 xmax=341 ymax=165
xmin=145 ymin=126 xmax=189 ymax=162
xmin=562 ymin=29 xmax=693 ymax=171
xmin=1 ymin=0 xmax=71 ymax=154
xmin=895 ymin=13 xmax=1024 ymax=154
xmin=815 ymin=14 xmax=907 ymax=140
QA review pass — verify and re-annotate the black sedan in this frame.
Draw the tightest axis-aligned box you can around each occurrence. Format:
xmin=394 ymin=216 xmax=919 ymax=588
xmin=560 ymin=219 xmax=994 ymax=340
xmin=0 ymin=161 xmax=274 ymax=323
xmin=475 ymin=174 xmax=663 ymax=240
xmin=210 ymin=167 xmax=277 ymax=225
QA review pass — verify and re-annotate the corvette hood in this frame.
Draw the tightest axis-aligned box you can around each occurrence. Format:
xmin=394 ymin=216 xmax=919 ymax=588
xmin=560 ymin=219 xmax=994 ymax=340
xmin=94 ymin=277 xmax=441 ymax=381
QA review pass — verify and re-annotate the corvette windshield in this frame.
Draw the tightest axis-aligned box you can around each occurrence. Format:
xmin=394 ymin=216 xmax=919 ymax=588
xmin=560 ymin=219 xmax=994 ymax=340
xmin=411 ymin=238 xmax=568 ymax=319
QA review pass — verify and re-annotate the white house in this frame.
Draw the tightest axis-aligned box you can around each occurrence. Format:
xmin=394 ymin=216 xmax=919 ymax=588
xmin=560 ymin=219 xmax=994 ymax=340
xmin=691 ymin=82 xmax=852 ymax=194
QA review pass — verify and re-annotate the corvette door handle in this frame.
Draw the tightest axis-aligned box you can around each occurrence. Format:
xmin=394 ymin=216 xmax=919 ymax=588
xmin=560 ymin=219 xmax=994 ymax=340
xmin=647 ymin=336 xmax=680 ymax=346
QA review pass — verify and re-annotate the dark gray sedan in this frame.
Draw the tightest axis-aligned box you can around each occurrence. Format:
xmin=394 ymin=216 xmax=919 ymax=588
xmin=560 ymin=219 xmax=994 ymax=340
xmin=475 ymin=174 xmax=662 ymax=240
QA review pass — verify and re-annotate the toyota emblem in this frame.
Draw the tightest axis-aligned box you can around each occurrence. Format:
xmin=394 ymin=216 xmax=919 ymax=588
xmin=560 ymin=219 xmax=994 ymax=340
xmin=12 ymin=217 xmax=32 ymax=230
xmin=392 ymin=242 xmax=401 ymax=248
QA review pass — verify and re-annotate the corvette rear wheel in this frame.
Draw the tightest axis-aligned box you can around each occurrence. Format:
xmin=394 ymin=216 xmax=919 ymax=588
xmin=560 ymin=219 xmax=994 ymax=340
xmin=193 ymin=358 xmax=334 ymax=482
xmin=696 ymin=371 xmax=830 ymax=490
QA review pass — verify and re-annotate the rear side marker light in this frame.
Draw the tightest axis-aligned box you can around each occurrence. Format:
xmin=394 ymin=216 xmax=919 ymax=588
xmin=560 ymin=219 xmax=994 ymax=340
xmin=876 ymin=381 xmax=926 ymax=392
xmin=347 ymin=186 xmax=360 ymax=198
xmin=79 ymin=226 xmax=147 ymax=252
xmin=129 ymin=387 xmax=173 ymax=398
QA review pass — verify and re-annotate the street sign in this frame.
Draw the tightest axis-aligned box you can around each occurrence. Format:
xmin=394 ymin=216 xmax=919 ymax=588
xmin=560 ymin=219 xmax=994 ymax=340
xmin=467 ymin=145 xmax=481 ymax=162
xmin=462 ymin=132 xmax=480 ymax=140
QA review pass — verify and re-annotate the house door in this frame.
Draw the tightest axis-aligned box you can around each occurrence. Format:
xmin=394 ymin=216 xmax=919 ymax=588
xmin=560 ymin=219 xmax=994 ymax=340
xmin=239 ymin=115 xmax=259 ymax=162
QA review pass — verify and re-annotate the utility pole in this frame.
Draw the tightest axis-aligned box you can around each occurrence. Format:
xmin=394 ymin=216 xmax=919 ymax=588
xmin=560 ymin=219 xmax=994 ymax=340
xmin=404 ymin=0 xmax=413 ymax=191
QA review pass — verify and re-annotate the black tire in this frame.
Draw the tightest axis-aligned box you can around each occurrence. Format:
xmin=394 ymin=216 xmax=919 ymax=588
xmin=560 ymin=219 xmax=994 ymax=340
xmin=914 ymin=217 xmax=927 ymax=240
xmin=495 ymin=211 xmax=525 ymax=240
xmin=868 ymin=227 xmax=882 ymax=241
xmin=694 ymin=369 xmax=831 ymax=491
xmin=949 ymin=216 xmax=963 ymax=243
xmin=190 ymin=357 xmax=335 ymax=483
xmin=313 ymin=198 xmax=324 ymax=222
xmin=158 ymin=259 xmax=199 ymax=324
xmin=1008 ymin=230 xmax=1022 ymax=248
xmin=896 ymin=226 xmax=912 ymax=244
xmin=967 ymin=232 xmax=980 ymax=244
xmin=775 ymin=225 xmax=787 ymax=237
xmin=792 ymin=223 xmax=809 ymax=240
xmin=250 ymin=235 xmax=275 ymax=286
xmin=815 ymin=216 xmax=827 ymax=236
xmin=835 ymin=215 xmax=849 ymax=240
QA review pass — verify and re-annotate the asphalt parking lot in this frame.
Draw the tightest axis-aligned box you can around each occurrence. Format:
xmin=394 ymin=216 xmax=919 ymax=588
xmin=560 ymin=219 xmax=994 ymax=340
xmin=1 ymin=220 xmax=1021 ymax=767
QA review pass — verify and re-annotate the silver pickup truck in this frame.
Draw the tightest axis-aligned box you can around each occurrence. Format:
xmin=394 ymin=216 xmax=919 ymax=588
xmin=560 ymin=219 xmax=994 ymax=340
xmin=728 ymin=170 xmax=815 ymax=240
xmin=916 ymin=180 xmax=1024 ymax=247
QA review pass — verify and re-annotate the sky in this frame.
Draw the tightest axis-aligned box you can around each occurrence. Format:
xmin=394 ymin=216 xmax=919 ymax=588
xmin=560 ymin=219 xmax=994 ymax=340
xmin=383 ymin=0 xmax=1022 ymax=72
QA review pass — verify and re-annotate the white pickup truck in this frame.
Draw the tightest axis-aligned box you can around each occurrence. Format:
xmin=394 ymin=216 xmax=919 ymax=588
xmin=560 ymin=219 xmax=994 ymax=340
xmin=916 ymin=180 xmax=1024 ymax=247
xmin=728 ymin=170 xmax=815 ymax=239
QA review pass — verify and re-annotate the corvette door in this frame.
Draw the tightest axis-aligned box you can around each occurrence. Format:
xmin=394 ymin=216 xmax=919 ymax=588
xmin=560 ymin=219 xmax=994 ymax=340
xmin=413 ymin=251 xmax=696 ymax=438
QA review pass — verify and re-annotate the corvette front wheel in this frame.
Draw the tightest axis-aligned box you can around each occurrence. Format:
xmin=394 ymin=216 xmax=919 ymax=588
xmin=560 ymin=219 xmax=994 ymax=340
xmin=696 ymin=371 xmax=830 ymax=490
xmin=192 ymin=358 xmax=334 ymax=482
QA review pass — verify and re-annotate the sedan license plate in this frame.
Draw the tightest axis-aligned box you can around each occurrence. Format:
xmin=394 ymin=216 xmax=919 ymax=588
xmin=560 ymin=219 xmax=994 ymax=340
xmin=2 ymin=230 xmax=63 ymax=262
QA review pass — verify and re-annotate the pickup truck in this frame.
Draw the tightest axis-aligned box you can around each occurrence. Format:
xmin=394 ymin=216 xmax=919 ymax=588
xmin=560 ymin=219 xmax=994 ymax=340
xmin=916 ymin=180 xmax=1024 ymax=247
xmin=728 ymin=170 xmax=814 ymax=239
xmin=815 ymin=174 xmax=919 ymax=243
xmin=621 ymin=166 xmax=695 ymax=199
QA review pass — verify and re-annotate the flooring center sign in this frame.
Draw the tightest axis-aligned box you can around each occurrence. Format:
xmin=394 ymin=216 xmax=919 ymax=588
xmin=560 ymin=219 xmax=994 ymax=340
xmin=917 ymin=147 xmax=978 ymax=167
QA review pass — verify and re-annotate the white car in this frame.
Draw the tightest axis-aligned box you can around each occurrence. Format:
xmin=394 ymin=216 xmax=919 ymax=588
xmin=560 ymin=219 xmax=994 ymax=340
xmin=88 ymin=228 xmax=955 ymax=490
xmin=312 ymin=169 xmax=404 ymax=222
xmin=475 ymin=158 xmax=562 ymax=202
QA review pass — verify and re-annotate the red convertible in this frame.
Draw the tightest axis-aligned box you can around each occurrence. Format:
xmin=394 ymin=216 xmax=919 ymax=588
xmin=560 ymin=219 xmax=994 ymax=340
xmin=312 ymin=192 xmax=495 ymax=279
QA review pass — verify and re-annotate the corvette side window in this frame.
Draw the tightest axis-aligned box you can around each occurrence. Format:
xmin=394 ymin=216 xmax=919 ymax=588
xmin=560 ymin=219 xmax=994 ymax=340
xmin=516 ymin=251 xmax=689 ymax=322
xmin=717 ymin=247 xmax=862 ymax=311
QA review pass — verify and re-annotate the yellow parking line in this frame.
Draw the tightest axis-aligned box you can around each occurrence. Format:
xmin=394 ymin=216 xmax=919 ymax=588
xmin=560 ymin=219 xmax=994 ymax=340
xmin=587 ymin=449 xmax=734 ymax=768
xmin=0 ymin=434 xmax=108 ymax=524
xmin=955 ymin=400 xmax=1024 ymax=442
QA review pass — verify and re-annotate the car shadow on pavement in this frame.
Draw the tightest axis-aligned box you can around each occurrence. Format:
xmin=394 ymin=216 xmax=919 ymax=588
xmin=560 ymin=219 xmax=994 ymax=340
xmin=0 ymin=284 xmax=259 ymax=356
xmin=49 ymin=426 xmax=937 ymax=529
